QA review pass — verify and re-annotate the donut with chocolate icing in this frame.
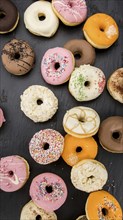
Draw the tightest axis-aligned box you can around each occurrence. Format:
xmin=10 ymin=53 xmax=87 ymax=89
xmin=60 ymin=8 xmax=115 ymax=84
xmin=107 ymin=68 xmax=123 ymax=103
xmin=0 ymin=0 xmax=19 ymax=34
xmin=2 ymin=39 xmax=35 ymax=76
xmin=98 ymin=116 xmax=123 ymax=153
xmin=64 ymin=39 xmax=96 ymax=67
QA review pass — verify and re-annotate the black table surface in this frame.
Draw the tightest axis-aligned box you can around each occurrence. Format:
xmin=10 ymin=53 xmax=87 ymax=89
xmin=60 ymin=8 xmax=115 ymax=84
xmin=0 ymin=0 xmax=123 ymax=220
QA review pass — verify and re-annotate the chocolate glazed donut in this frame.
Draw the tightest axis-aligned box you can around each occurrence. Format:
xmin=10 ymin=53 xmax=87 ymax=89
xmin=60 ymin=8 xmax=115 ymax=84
xmin=2 ymin=39 xmax=35 ymax=76
xmin=98 ymin=116 xmax=123 ymax=153
xmin=0 ymin=0 xmax=19 ymax=34
xmin=64 ymin=39 xmax=96 ymax=67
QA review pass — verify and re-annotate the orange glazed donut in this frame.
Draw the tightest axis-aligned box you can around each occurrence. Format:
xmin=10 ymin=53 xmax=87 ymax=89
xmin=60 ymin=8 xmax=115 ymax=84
xmin=86 ymin=190 xmax=123 ymax=220
xmin=83 ymin=13 xmax=119 ymax=49
xmin=62 ymin=134 xmax=98 ymax=166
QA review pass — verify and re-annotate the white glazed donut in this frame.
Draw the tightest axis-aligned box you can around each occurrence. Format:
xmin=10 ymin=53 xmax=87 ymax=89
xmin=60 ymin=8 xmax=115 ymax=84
xmin=71 ymin=159 xmax=108 ymax=193
xmin=20 ymin=200 xmax=57 ymax=220
xmin=24 ymin=1 xmax=59 ymax=37
xmin=63 ymin=106 xmax=100 ymax=138
xmin=69 ymin=65 xmax=106 ymax=101
xmin=20 ymin=85 xmax=58 ymax=122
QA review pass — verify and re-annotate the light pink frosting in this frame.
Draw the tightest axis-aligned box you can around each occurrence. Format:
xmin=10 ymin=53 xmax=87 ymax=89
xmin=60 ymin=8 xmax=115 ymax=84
xmin=52 ymin=0 xmax=87 ymax=24
xmin=0 ymin=108 xmax=5 ymax=127
xmin=30 ymin=173 xmax=68 ymax=212
xmin=0 ymin=156 xmax=29 ymax=192
xmin=41 ymin=47 xmax=74 ymax=85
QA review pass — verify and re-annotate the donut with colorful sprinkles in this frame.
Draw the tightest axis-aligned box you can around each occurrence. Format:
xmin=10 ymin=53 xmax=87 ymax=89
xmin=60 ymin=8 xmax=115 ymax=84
xmin=29 ymin=173 xmax=68 ymax=212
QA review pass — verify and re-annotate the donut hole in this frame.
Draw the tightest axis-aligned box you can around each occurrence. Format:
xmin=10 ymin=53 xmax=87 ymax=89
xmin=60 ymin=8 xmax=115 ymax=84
xmin=69 ymin=2 xmax=73 ymax=7
xmin=74 ymin=52 xmax=82 ymax=60
xmin=43 ymin=143 xmax=49 ymax=150
xmin=36 ymin=215 xmax=42 ymax=220
xmin=54 ymin=62 xmax=60 ymax=70
xmin=37 ymin=99 xmax=43 ymax=105
xmin=112 ymin=131 xmax=120 ymax=139
xmin=84 ymin=81 xmax=90 ymax=87
xmin=45 ymin=185 xmax=53 ymax=193
xmin=14 ymin=53 xmax=20 ymax=60
xmin=78 ymin=117 xmax=85 ymax=123
xmin=88 ymin=175 xmax=94 ymax=179
xmin=0 ymin=11 xmax=6 ymax=19
xmin=76 ymin=146 xmax=82 ymax=153
xmin=102 ymin=208 xmax=108 ymax=216
xmin=38 ymin=13 xmax=46 ymax=21
xmin=8 ymin=171 xmax=14 ymax=177
xmin=99 ymin=26 xmax=105 ymax=32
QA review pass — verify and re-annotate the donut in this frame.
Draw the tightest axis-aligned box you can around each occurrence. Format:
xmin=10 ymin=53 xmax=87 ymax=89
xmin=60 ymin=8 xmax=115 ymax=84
xmin=0 ymin=155 xmax=30 ymax=192
xmin=71 ymin=159 xmax=108 ymax=193
xmin=2 ymin=39 xmax=35 ymax=76
xmin=107 ymin=68 xmax=123 ymax=103
xmin=30 ymin=173 xmax=68 ymax=212
xmin=0 ymin=108 xmax=5 ymax=127
xmin=85 ymin=190 xmax=123 ymax=220
xmin=64 ymin=39 xmax=96 ymax=67
xmin=24 ymin=1 xmax=59 ymax=37
xmin=63 ymin=106 xmax=100 ymax=138
xmin=62 ymin=134 xmax=98 ymax=166
xmin=69 ymin=65 xmax=106 ymax=101
xmin=76 ymin=216 xmax=87 ymax=220
xmin=0 ymin=0 xmax=19 ymax=34
xmin=52 ymin=0 xmax=87 ymax=26
xmin=98 ymin=116 xmax=123 ymax=153
xmin=20 ymin=200 xmax=57 ymax=220
xmin=83 ymin=13 xmax=119 ymax=49
xmin=20 ymin=85 xmax=58 ymax=122
xmin=29 ymin=129 xmax=64 ymax=165
xmin=41 ymin=47 xmax=75 ymax=85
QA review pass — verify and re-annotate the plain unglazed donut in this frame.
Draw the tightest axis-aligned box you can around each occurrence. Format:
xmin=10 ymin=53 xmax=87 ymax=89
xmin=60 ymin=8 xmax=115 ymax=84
xmin=63 ymin=106 xmax=100 ymax=138
xmin=2 ymin=39 xmax=35 ymax=76
xmin=29 ymin=129 xmax=64 ymax=164
xmin=52 ymin=0 xmax=87 ymax=26
xmin=71 ymin=159 xmax=108 ymax=193
xmin=85 ymin=190 xmax=123 ymax=220
xmin=83 ymin=13 xmax=119 ymax=49
xmin=20 ymin=200 xmax=57 ymax=220
xmin=24 ymin=1 xmax=59 ymax=37
xmin=62 ymin=134 xmax=98 ymax=166
xmin=41 ymin=47 xmax=75 ymax=85
xmin=64 ymin=39 xmax=96 ymax=67
xmin=20 ymin=85 xmax=58 ymax=122
xmin=69 ymin=65 xmax=106 ymax=101
xmin=107 ymin=68 xmax=123 ymax=103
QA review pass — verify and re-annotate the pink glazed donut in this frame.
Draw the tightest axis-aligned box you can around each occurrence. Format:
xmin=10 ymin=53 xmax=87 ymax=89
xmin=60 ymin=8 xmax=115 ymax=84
xmin=52 ymin=0 xmax=87 ymax=26
xmin=29 ymin=129 xmax=64 ymax=165
xmin=30 ymin=173 xmax=68 ymax=212
xmin=0 ymin=155 xmax=30 ymax=192
xmin=41 ymin=47 xmax=75 ymax=85
xmin=0 ymin=108 xmax=5 ymax=127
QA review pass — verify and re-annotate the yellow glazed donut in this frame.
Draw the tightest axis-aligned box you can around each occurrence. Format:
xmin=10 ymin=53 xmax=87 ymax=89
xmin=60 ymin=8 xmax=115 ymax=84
xmin=85 ymin=190 xmax=123 ymax=220
xmin=63 ymin=106 xmax=100 ymax=138
xmin=83 ymin=13 xmax=119 ymax=49
xmin=62 ymin=134 xmax=98 ymax=166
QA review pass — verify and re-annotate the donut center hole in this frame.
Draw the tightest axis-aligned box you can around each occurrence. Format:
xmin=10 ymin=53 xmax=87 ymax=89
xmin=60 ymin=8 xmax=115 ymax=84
xmin=74 ymin=52 xmax=81 ymax=60
xmin=112 ymin=131 xmax=120 ymax=139
xmin=84 ymin=81 xmax=90 ymax=87
xmin=0 ymin=11 xmax=6 ymax=19
xmin=69 ymin=2 xmax=73 ymax=7
xmin=102 ymin=208 xmax=108 ymax=216
xmin=37 ymin=99 xmax=43 ymax=105
xmin=8 ymin=171 xmax=14 ymax=177
xmin=43 ymin=143 xmax=49 ymax=150
xmin=54 ymin=62 xmax=60 ymax=70
xmin=79 ymin=117 xmax=85 ymax=123
xmin=38 ymin=13 xmax=46 ymax=21
xmin=36 ymin=215 xmax=42 ymax=220
xmin=76 ymin=146 xmax=82 ymax=153
xmin=88 ymin=175 xmax=94 ymax=179
xmin=45 ymin=185 xmax=53 ymax=193
xmin=14 ymin=53 xmax=20 ymax=60
xmin=100 ymin=27 xmax=105 ymax=32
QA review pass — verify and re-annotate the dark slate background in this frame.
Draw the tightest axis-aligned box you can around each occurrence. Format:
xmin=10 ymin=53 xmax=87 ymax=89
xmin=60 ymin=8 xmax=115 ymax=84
xmin=0 ymin=0 xmax=123 ymax=219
